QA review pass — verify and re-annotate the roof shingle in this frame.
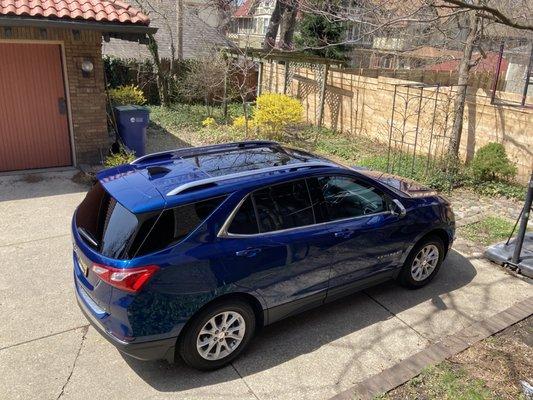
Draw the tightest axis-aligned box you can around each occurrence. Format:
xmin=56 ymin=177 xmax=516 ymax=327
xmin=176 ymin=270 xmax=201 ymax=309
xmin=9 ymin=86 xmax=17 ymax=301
xmin=0 ymin=0 xmax=150 ymax=25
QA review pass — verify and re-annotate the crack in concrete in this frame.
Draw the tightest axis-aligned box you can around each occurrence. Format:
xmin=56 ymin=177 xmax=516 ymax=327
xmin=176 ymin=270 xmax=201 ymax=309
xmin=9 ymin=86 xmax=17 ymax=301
xmin=0 ymin=233 xmax=70 ymax=248
xmin=56 ymin=325 xmax=89 ymax=400
xmin=364 ymin=290 xmax=431 ymax=343
xmin=0 ymin=325 xmax=90 ymax=352
xmin=231 ymin=362 xmax=261 ymax=400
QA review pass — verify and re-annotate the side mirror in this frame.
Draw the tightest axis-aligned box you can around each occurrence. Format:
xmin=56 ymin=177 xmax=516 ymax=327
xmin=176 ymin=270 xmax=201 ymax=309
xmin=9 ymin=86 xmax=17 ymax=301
xmin=391 ymin=199 xmax=407 ymax=218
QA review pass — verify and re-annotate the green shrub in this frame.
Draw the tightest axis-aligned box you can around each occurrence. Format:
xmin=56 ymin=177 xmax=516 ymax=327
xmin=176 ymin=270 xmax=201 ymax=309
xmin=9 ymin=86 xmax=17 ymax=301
xmin=108 ymin=85 xmax=146 ymax=106
xmin=471 ymin=143 xmax=516 ymax=182
xmin=104 ymin=148 xmax=136 ymax=167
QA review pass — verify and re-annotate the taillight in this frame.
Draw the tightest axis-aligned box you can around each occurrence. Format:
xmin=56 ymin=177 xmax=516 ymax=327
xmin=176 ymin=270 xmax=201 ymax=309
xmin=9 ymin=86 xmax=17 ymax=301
xmin=92 ymin=264 xmax=159 ymax=293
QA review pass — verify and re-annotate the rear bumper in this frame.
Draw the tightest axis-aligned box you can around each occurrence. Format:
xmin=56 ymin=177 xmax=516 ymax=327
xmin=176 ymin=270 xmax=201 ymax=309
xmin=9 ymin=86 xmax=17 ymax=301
xmin=75 ymin=278 xmax=176 ymax=363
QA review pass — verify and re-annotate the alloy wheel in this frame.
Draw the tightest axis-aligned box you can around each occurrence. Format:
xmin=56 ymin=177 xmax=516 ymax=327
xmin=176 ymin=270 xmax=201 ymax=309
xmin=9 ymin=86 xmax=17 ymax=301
xmin=196 ymin=311 xmax=246 ymax=361
xmin=411 ymin=244 xmax=439 ymax=281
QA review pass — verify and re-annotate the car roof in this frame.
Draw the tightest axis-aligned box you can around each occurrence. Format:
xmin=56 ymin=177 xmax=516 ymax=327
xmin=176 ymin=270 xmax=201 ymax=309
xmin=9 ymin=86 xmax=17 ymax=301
xmin=97 ymin=141 xmax=348 ymax=213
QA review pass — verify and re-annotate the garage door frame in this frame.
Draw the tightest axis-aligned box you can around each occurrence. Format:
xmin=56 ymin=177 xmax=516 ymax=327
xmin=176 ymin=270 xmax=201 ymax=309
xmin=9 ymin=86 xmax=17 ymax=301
xmin=0 ymin=39 xmax=76 ymax=168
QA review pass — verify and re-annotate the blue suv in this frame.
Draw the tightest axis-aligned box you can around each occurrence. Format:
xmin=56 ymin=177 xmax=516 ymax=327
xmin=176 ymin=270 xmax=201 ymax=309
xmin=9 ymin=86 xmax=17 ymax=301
xmin=73 ymin=141 xmax=454 ymax=370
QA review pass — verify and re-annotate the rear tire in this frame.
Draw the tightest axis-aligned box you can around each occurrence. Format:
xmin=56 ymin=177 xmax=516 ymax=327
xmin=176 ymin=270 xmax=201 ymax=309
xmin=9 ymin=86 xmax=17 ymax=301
xmin=178 ymin=299 xmax=256 ymax=370
xmin=397 ymin=235 xmax=444 ymax=289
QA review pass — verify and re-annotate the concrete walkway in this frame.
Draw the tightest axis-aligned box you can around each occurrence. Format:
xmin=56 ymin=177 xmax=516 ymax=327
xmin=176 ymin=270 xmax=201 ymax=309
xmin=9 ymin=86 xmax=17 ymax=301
xmin=0 ymin=171 xmax=531 ymax=400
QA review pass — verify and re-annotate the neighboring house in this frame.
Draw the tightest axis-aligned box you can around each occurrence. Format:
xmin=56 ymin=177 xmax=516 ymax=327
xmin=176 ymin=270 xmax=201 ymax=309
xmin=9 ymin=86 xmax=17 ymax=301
xmin=228 ymin=0 xmax=275 ymax=48
xmin=103 ymin=0 xmax=228 ymax=60
xmin=0 ymin=0 xmax=154 ymax=172
xmin=427 ymin=52 xmax=508 ymax=74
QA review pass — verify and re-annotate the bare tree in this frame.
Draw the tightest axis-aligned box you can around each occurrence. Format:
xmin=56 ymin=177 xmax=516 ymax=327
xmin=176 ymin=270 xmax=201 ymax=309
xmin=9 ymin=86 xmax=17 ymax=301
xmin=268 ymin=0 xmax=532 ymax=158
xmin=279 ymin=0 xmax=299 ymax=49
xmin=263 ymin=0 xmax=289 ymax=49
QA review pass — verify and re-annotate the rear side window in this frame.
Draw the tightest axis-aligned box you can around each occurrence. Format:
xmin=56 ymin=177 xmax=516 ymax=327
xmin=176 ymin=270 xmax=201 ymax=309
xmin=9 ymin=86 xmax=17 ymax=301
xmin=137 ymin=196 xmax=226 ymax=256
xmin=253 ymin=180 xmax=314 ymax=232
xmin=75 ymin=183 xmax=157 ymax=259
xmin=227 ymin=198 xmax=259 ymax=235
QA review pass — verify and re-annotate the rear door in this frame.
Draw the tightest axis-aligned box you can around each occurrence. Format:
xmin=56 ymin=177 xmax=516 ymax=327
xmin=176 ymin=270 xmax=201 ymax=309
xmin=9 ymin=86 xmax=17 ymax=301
xmin=218 ymin=179 xmax=336 ymax=321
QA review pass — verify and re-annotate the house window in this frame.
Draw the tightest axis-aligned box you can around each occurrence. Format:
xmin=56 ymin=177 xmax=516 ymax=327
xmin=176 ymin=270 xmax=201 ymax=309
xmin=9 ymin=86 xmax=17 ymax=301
xmin=262 ymin=17 xmax=270 ymax=34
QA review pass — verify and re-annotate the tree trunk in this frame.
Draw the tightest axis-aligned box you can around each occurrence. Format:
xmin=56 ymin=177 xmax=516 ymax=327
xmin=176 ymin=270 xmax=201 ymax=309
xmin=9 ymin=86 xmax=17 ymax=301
xmin=148 ymin=34 xmax=170 ymax=106
xmin=176 ymin=0 xmax=184 ymax=61
xmin=263 ymin=0 xmax=287 ymax=50
xmin=279 ymin=0 xmax=298 ymax=49
xmin=449 ymin=11 xmax=479 ymax=157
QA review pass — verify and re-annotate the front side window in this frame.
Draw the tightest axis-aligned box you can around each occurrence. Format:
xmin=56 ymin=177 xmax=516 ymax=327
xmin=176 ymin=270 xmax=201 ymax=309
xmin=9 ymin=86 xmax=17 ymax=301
xmin=309 ymin=176 xmax=388 ymax=222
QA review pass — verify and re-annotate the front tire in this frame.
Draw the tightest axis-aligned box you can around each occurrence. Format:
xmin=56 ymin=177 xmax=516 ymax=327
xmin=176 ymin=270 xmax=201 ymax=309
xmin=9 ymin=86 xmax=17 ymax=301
xmin=397 ymin=235 xmax=444 ymax=289
xmin=178 ymin=299 xmax=256 ymax=370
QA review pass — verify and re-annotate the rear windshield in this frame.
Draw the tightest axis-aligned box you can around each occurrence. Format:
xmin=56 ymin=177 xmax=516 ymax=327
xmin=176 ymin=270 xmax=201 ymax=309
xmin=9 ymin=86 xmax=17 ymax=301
xmin=75 ymin=183 xmax=158 ymax=259
xmin=75 ymin=183 xmax=225 ymax=259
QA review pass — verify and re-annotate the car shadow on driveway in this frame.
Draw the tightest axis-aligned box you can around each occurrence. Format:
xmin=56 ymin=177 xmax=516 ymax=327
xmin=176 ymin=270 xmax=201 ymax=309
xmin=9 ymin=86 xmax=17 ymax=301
xmin=122 ymin=249 xmax=477 ymax=392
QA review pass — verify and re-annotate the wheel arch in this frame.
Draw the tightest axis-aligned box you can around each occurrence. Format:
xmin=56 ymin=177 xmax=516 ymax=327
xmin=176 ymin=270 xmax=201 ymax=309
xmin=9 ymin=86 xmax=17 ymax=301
xmin=175 ymin=291 xmax=266 ymax=348
xmin=399 ymin=227 xmax=452 ymax=268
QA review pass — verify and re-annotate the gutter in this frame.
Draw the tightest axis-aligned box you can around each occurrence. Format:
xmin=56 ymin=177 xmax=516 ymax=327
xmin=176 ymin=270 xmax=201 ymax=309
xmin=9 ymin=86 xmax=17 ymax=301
xmin=0 ymin=16 xmax=157 ymax=42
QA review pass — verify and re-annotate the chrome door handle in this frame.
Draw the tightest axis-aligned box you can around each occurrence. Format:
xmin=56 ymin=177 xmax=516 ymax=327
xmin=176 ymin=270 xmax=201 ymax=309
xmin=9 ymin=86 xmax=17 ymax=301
xmin=235 ymin=248 xmax=262 ymax=257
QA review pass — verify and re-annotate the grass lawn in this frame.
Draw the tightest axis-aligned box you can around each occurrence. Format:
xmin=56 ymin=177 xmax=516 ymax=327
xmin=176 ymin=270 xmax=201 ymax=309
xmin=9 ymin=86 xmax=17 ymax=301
xmin=380 ymin=316 xmax=533 ymax=400
xmin=458 ymin=216 xmax=519 ymax=246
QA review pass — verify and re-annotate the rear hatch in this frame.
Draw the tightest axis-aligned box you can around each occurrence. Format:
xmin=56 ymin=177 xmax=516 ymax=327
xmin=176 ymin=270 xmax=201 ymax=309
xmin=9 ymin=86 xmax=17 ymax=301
xmin=73 ymin=176 xmax=162 ymax=311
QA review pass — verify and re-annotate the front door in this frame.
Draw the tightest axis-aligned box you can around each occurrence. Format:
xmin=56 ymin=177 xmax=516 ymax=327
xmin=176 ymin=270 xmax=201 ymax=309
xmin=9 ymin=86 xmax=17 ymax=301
xmin=307 ymin=175 xmax=407 ymax=299
xmin=0 ymin=43 xmax=71 ymax=171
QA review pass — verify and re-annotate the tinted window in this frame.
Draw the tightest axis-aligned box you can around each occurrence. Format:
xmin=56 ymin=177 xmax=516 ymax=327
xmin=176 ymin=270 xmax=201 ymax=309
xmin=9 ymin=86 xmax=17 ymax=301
xmin=76 ymin=182 xmax=157 ymax=259
xmin=253 ymin=180 xmax=314 ymax=233
xmin=227 ymin=197 xmax=259 ymax=234
xmin=137 ymin=196 xmax=225 ymax=256
xmin=309 ymin=176 xmax=388 ymax=222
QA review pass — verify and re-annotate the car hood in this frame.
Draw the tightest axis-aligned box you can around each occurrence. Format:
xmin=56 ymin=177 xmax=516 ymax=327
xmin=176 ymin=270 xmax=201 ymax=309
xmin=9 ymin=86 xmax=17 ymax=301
xmin=355 ymin=168 xmax=437 ymax=198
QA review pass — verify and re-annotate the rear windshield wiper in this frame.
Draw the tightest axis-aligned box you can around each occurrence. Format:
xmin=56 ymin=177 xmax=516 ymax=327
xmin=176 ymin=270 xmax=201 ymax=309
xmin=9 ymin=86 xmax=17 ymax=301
xmin=77 ymin=227 xmax=99 ymax=248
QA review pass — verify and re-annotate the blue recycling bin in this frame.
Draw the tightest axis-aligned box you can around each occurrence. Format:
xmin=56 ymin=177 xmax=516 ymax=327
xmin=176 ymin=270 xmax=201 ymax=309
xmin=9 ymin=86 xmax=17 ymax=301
xmin=114 ymin=105 xmax=150 ymax=156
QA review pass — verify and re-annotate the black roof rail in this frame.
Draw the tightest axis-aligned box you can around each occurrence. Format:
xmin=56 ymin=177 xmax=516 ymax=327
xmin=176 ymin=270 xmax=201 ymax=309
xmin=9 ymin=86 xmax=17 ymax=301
xmin=131 ymin=141 xmax=279 ymax=165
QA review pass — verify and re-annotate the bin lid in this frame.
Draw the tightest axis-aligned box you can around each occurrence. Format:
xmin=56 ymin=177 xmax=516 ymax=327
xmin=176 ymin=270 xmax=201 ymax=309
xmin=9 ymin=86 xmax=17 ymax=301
xmin=114 ymin=105 xmax=149 ymax=112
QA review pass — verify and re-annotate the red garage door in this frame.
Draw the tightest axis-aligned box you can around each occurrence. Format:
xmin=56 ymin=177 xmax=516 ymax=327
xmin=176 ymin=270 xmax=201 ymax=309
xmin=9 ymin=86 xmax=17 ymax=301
xmin=0 ymin=43 xmax=72 ymax=172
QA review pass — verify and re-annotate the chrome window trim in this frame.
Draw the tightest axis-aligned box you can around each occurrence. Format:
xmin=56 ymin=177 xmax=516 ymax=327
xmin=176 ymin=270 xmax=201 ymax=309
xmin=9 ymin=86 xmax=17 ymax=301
xmin=217 ymin=176 xmax=404 ymax=239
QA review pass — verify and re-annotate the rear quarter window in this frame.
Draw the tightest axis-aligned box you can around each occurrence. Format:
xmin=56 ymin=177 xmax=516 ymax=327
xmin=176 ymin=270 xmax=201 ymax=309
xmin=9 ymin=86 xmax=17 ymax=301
xmin=136 ymin=196 xmax=226 ymax=256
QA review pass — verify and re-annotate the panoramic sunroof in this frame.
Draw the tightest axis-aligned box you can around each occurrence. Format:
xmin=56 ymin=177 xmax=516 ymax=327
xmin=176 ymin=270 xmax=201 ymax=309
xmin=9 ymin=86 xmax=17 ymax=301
xmin=183 ymin=147 xmax=307 ymax=177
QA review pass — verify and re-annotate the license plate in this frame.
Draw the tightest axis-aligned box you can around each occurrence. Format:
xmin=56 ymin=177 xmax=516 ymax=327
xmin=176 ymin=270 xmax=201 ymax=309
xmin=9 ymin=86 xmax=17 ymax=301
xmin=77 ymin=253 xmax=89 ymax=277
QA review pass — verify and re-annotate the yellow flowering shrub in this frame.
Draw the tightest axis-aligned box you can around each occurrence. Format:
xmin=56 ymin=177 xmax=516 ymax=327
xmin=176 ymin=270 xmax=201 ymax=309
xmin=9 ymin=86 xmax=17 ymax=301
xmin=202 ymin=117 xmax=216 ymax=128
xmin=253 ymin=93 xmax=303 ymax=138
xmin=108 ymin=85 xmax=146 ymax=106
xmin=232 ymin=116 xmax=255 ymax=130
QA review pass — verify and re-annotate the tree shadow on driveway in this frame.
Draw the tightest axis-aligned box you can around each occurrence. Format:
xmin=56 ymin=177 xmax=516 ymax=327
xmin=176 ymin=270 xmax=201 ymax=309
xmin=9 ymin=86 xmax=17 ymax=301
xmin=123 ymin=249 xmax=480 ymax=393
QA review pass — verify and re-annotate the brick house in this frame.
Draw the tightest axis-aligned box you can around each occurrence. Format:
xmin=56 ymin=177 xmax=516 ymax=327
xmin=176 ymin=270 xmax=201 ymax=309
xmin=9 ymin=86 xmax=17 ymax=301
xmin=103 ymin=0 xmax=228 ymax=61
xmin=0 ymin=0 xmax=155 ymax=172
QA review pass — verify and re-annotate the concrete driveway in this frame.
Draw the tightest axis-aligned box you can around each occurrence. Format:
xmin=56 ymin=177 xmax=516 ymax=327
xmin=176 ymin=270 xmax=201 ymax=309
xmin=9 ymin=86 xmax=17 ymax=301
xmin=0 ymin=170 xmax=531 ymax=400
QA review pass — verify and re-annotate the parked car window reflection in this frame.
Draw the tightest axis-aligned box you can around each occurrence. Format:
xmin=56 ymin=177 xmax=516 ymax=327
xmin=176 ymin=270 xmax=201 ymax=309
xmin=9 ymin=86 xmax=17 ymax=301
xmin=252 ymin=179 xmax=314 ymax=233
xmin=309 ymin=176 xmax=388 ymax=222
